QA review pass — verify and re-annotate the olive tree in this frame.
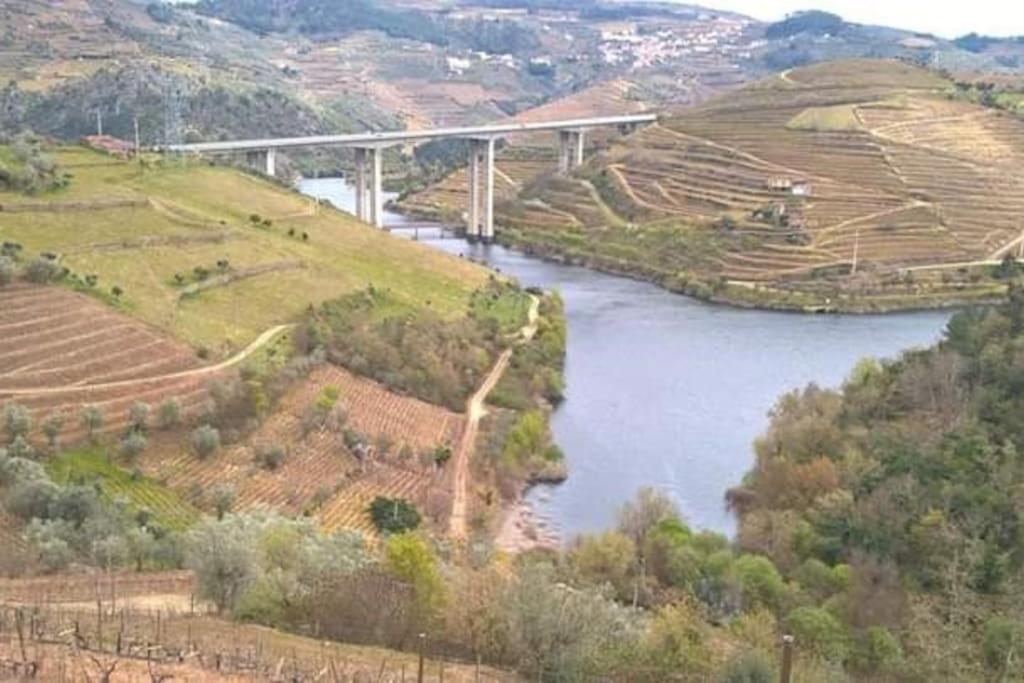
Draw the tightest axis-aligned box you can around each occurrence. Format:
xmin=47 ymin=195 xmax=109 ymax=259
xmin=80 ymin=405 xmax=103 ymax=442
xmin=3 ymin=403 xmax=31 ymax=443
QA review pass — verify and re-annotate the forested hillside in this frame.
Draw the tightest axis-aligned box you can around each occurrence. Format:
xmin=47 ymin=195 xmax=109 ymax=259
xmin=724 ymin=287 xmax=1024 ymax=680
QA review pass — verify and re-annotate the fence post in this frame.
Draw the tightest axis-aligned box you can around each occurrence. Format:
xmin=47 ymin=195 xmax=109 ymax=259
xmin=780 ymin=634 xmax=795 ymax=683
xmin=417 ymin=633 xmax=426 ymax=683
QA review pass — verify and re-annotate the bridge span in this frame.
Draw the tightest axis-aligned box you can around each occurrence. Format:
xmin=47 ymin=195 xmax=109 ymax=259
xmin=162 ymin=114 xmax=657 ymax=242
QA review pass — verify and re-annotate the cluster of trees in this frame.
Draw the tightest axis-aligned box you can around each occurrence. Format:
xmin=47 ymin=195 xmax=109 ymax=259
xmin=490 ymin=292 xmax=565 ymax=410
xmin=0 ymin=447 xmax=179 ymax=574
xmin=181 ymin=489 xmax=874 ymax=681
xmin=0 ymin=132 xmax=69 ymax=194
xmin=304 ymin=285 xmax=508 ymax=410
xmin=724 ymin=288 xmax=1024 ymax=680
xmin=765 ymin=11 xmax=846 ymax=40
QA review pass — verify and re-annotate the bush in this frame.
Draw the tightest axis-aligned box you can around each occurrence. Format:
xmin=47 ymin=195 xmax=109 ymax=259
xmin=80 ymin=405 xmax=103 ymax=442
xmin=41 ymin=411 xmax=65 ymax=451
xmin=191 ymin=425 xmax=221 ymax=459
xmin=254 ymin=442 xmax=286 ymax=470
xmin=369 ymin=496 xmax=421 ymax=534
xmin=0 ymin=256 xmax=15 ymax=285
xmin=24 ymin=256 xmax=63 ymax=284
xmin=718 ymin=649 xmax=774 ymax=683
xmin=119 ymin=431 xmax=148 ymax=460
xmin=785 ymin=606 xmax=849 ymax=662
xmin=157 ymin=398 xmax=182 ymax=429
xmin=3 ymin=403 xmax=31 ymax=441
xmin=7 ymin=435 xmax=34 ymax=459
xmin=128 ymin=401 xmax=150 ymax=433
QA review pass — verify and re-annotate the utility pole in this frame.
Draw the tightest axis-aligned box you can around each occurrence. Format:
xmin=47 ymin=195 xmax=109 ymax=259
xmin=780 ymin=635 xmax=795 ymax=683
xmin=96 ymin=110 xmax=103 ymax=136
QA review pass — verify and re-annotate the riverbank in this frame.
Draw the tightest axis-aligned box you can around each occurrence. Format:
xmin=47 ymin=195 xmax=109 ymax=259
xmin=388 ymin=199 xmax=1007 ymax=314
xmin=301 ymin=176 xmax=951 ymax=540
xmin=496 ymin=230 xmax=1009 ymax=315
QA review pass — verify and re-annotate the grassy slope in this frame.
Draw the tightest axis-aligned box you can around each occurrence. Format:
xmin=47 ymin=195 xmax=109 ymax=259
xmin=47 ymin=448 xmax=200 ymax=532
xmin=0 ymin=147 xmax=489 ymax=352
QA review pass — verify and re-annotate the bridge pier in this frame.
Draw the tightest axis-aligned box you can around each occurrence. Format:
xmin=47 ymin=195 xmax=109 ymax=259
xmin=370 ymin=147 xmax=383 ymax=229
xmin=557 ymin=130 xmax=585 ymax=175
xmin=351 ymin=147 xmax=383 ymax=228
xmin=265 ymin=148 xmax=276 ymax=177
xmin=353 ymin=148 xmax=367 ymax=222
xmin=466 ymin=138 xmax=496 ymax=243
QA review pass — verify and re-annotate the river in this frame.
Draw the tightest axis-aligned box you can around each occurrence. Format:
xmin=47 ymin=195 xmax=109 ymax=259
xmin=300 ymin=177 xmax=951 ymax=538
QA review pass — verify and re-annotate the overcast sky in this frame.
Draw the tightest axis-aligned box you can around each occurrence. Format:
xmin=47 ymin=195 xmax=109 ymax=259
xmin=697 ymin=1 xmax=1024 ymax=38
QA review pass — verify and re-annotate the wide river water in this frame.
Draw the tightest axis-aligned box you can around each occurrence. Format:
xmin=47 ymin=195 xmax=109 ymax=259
xmin=300 ymin=177 xmax=950 ymax=538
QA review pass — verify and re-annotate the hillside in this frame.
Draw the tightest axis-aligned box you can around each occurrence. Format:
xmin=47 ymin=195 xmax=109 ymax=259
xmin=0 ymin=146 xmax=487 ymax=352
xmin=491 ymin=59 xmax=1024 ymax=311
xmin=0 ymin=141 xmax=529 ymax=536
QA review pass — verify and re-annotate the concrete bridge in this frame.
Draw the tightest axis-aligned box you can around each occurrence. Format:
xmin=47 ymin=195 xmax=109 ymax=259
xmin=163 ymin=114 xmax=656 ymax=242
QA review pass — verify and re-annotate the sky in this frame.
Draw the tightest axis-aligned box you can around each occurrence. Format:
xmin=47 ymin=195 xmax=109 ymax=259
xmin=697 ymin=0 xmax=1024 ymax=38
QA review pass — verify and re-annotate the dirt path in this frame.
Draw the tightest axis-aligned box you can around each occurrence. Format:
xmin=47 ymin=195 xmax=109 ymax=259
xmin=0 ymin=324 xmax=293 ymax=397
xmin=449 ymin=296 xmax=539 ymax=540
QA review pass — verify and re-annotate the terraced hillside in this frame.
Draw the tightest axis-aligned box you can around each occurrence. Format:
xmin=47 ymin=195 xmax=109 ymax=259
xmin=0 ymin=284 xmax=227 ymax=445
xmin=139 ymin=365 xmax=461 ymax=536
xmin=495 ymin=59 xmax=1023 ymax=311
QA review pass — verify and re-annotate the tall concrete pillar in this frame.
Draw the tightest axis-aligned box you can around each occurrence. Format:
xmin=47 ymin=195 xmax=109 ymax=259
xmin=558 ymin=130 xmax=571 ymax=175
xmin=354 ymin=148 xmax=367 ymax=222
xmin=482 ymin=137 xmax=495 ymax=243
xmin=572 ymin=131 xmax=585 ymax=168
xmin=467 ymin=140 xmax=481 ymax=243
xmin=265 ymin=148 xmax=277 ymax=177
xmin=369 ymin=146 xmax=383 ymax=229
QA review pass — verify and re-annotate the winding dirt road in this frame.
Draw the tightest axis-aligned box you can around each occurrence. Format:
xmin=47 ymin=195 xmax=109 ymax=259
xmin=449 ymin=296 xmax=539 ymax=540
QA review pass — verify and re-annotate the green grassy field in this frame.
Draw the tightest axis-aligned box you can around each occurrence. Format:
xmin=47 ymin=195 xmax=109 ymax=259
xmin=0 ymin=148 xmax=489 ymax=353
xmin=47 ymin=448 xmax=200 ymax=532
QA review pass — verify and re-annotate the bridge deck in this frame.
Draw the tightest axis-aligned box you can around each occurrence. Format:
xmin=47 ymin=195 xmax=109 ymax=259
xmin=162 ymin=114 xmax=657 ymax=153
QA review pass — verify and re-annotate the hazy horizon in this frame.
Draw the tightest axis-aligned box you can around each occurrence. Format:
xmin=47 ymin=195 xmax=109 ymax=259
xmin=690 ymin=1 xmax=1024 ymax=39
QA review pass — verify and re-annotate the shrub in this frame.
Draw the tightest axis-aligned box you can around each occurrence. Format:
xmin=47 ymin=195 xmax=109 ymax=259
xmin=191 ymin=425 xmax=221 ymax=458
xmin=111 ymin=285 xmax=123 ymax=299
xmin=983 ymin=617 xmax=1022 ymax=671
xmin=128 ymin=401 xmax=150 ymax=433
xmin=785 ymin=606 xmax=849 ymax=662
xmin=41 ymin=410 xmax=64 ymax=451
xmin=718 ymin=649 xmax=773 ymax=683
xmin=254 ymin=442 xmax=286 ymax=470
xmin=369 ymin=496 xmax=421 ymax=534
xmin=7 ymin=435 xmax=34 ymax=459
xmin=0 ymin=256 xmax=15 ymax=285
xmin=24 ymin=256 xmax=62 ymax=284
xmin=210 ymin=484 xmax=237 ymax=520
xmin=157 ymin=398 xmax=182 ymax=429
xmin=119 ymin=431 xmax=148 ymax=460
xmin=432 ymin=445 xmax=453 ymax=466
xmin=3 ymin=403 xmax=31 ymax=441
xmin=80 ymin=405 xmax=103 ymax=442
